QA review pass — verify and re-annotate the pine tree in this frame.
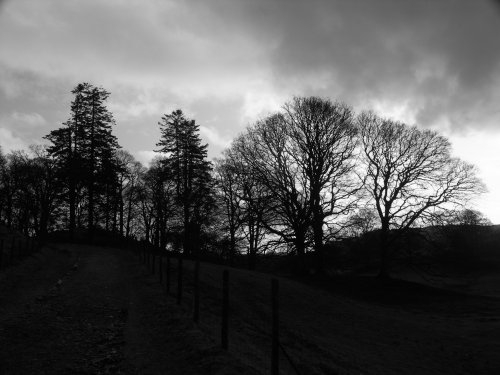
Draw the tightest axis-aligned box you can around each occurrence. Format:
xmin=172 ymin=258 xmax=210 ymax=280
xmin=156 ymin=109 xmax=213 ymax=254
xmin=82 ymin=85 xmax=119 ymax=232
xmin=45 ymin=83 xmax=120 ymax=236
xmin=45 ymin=83 xmax=88 ymax=234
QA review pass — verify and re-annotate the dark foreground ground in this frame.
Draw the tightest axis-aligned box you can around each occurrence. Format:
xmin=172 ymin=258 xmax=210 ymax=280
xmin=0 ymin=244 xmax=250 ymax=374
xmin=0 ymin=244 xmax=499 ymax=374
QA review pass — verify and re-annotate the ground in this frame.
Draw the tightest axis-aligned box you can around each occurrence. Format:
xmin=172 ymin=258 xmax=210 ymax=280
xmin=0 ymin=243 xmax=499 ymax=374
xmin=0 ymin=244 xmax=251 ymax=375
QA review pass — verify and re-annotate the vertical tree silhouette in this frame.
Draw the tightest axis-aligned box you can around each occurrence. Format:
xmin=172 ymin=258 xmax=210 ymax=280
xmin=214 ymin=156 xmax=244 ymax=263
xmin=358 ymin=111 xmax=485 ymax=278
xmin=27 ymin=146 xmax=59 ymax=238
xmin=0 ymin=148 xmax=59 ymax=237
xmin=45 ymin=83 xmax=120 ymax=236
xmin=215 ymin=148 xmax=270 ymax=268
xmin=0 ymin=146 xmax=11 ymax=226
xmin=227 ymin=97 xmax=359 ymax=272
xmin=282 ymin=97 xmax=359 ymax=255
xmin=83 ymin=85 xmax=119 ymax=233
xmin=156 ymin=110 xmax=213 ymax=254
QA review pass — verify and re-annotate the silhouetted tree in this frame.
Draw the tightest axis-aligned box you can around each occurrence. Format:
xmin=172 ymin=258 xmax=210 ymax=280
xmin=357 ymin=111 xmax=485 ymax=278
xmin=233 ymin=115 xmax=311 ymax=260
xmin=214 ymin=158 xmax=241 ymax=260
xmin=156 ymin=110 xmax=213 ymax=254
xmin=346 ymin=208 xmax=378 ymax=237
xmin=0 ymin=148 xmax=59 ymax=236
xmin=82 ymin=85 xmax=119 ymax=233
xmin=282 ymin=97 xmax=359 ymax=253
xmin=115 ymin=152 xmax=146 ymax=238
xmin=0 ymin=146 xmax=9 ymax=225
xmin=451 ymin=208 xmax=491 ymax=226
xmin=229 ymin=98 xmax=359 ymax=273
xmin=136 ymin=168 xmax=155 ymax=243
xmin=29 ymin=145 xmax=60 ymax=238
xmin=45 ymin=83 xmax=120 ymax=235
xmin=144 ymin=158 xmax=176 ymax=249
xmin=45 ymin=84 xmax=86 ymax=234
xmin=217 ymin=142 xmax=274 ymax=268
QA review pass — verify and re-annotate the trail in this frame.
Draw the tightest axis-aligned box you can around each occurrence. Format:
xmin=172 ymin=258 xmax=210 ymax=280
xmin=0 ymin=244 xmax=249 ymax=375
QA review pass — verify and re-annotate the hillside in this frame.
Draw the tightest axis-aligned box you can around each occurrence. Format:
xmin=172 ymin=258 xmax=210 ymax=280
xmin=1 ymin=242 xmax=499 ymax=374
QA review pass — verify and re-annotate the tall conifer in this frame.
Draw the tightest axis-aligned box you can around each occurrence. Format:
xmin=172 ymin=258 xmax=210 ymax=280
xmin=156 ymin=109 xmax=213 ymax=254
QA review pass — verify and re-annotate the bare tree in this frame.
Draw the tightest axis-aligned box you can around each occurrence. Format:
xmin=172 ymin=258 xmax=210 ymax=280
xmin=114 ymin=150 xmax=146 ymax=237
xmin=215 ymin=148 xmax=270 ymax=268
xmin=29 ymin=145 xmax=60 ymax=238
xmin=124 ymin=160 xmax=147 ymax=238
xmin=214 ymin=155 xmax=245 ymax=263
xmin=346 ymin=208 xmax=378 ymax=237
xmin=357 ymin=111 xmax=485 ymax=278
xmin=230 ymin=97 xmax=359 ymax=272
xmin=282 ymin=97 xmax=359 ymax=251
xmin=451 ymin=208 xmax=491 ymax=226
xmin=233 ymin=114 xmax=312 ymax=259
xmin=237 ymin=158 xmax=270 ymax=269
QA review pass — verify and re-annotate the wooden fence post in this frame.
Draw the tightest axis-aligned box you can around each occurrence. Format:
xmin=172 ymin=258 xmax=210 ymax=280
xmin=221 ymin=269 xmax=229 ymax=349
xmin=271 ymin=278 xmax=279 ymax=375
xmin=177 ymin=254 xmax=183 ymax=305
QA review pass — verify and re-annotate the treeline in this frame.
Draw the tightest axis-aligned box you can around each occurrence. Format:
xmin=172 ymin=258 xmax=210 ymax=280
xmin=214 ymin=98 xmax=485 ymax=276
xmin=0 ymin=84 xmax=487 ymax=276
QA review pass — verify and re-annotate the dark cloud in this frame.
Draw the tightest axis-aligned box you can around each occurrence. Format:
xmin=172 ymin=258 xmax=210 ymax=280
xmin=253 ymin=0 xmax=500 ymax=129
xmin=145 ymin=0 xmax=500 ymax=130
xmin=1 ymin=0 xmax=500 ymax=148
xmin=1 ymin=0 xmax=499 ymax=221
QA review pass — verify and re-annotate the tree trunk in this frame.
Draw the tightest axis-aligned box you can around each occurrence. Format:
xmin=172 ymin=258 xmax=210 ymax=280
xmin=6 ymin=192 xmax=12 ymax=228
xmin=125 ymin=193 xmax=133 ymax=237
xmin=104 ymin=183 xmax=110 ymax=231
xmin=119 ymin=185 xmax=124 ymax=237
xmin=39 ymin=204 xmax=49 ymax=240
xmin=183 ymin=203 xmax=190 ymax=255
xmin=294 ymin=231 xmax=307 ymax=275
xmin=378 ymin=222 xmax=390 ymax=279
xmin=248 ymin=218 xmax=256 ymax=270
xmin=69 ymin=179 xmax=76 ymax=237
xmin=229 ymin=227 xmax=236 ymax=265
xmin=88 ymin=94 xmax=96 ymax=236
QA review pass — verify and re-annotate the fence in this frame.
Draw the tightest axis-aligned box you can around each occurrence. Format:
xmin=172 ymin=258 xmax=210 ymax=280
xmin=0 ymin=233 xmax=39 ymax=272
xmin=138 ymin=242 xmax=302 ymax=375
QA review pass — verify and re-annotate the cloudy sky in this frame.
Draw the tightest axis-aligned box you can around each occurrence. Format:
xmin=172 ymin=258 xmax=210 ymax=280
xmin=1 ymin=0 xmax=499 ymax=222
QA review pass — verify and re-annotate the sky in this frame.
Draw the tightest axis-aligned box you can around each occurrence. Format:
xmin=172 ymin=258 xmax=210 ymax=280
xmin=0 ymin=0 xmax=500 ymax=222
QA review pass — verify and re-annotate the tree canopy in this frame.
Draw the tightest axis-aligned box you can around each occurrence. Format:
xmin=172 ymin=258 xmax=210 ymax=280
xmin=357 ymin=111 xmax=485 ymax=277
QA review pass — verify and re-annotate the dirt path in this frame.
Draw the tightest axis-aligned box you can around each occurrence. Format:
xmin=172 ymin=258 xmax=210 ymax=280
xmin=0 ymin=244 xmax=251 ymax=375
